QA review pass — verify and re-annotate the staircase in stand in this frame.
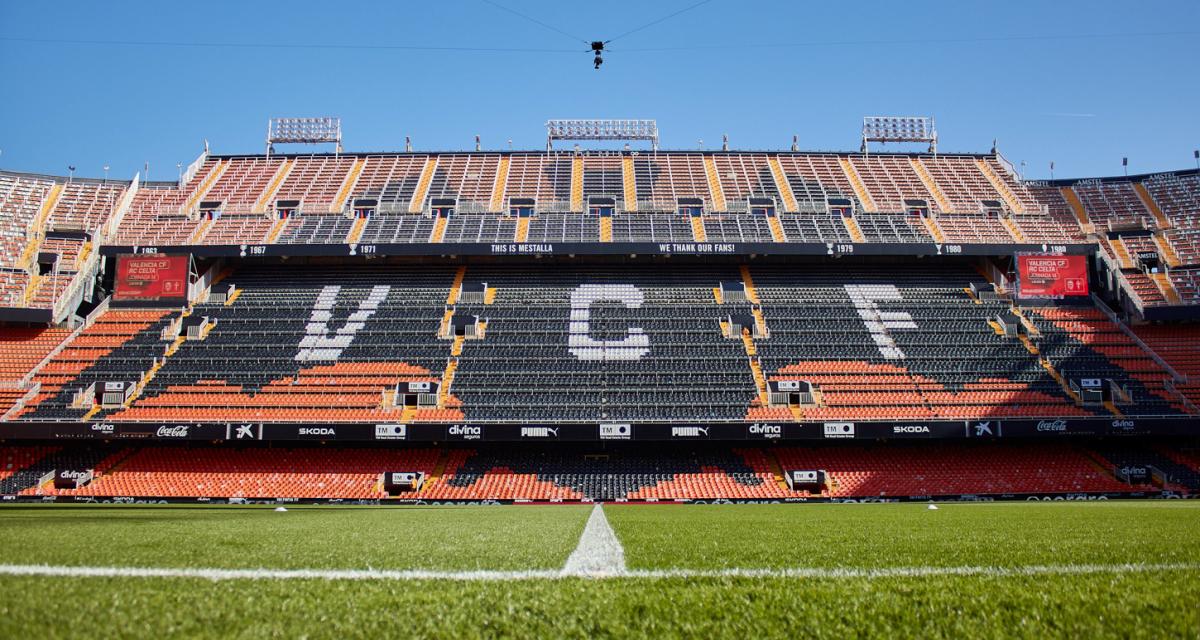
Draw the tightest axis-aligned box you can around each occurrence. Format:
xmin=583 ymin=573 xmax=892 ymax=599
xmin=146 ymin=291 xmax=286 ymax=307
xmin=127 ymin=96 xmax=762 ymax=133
xmin=1041 ymin=356 xmax=1083 ymax=405
xmin=429 ymin=215 xmax=448 ymax=243
xmin=254 ymin=158 xmax=294 ymax=214
xmin=976 ymin=158 xmax=1027 ymax=214
xmin=839 ymin=158 xmax=876 ymax=212
xmin=999 ymin=215 xmax=1027 ymax=243
xmin=767 ymin=214 xmax=787 ymax=242
xmin=599 ymin=217 xmax=613 ymax=242
xmin=570 ymin=156 xmax=584 ymax=212
xmin=184 ymin=160 xmax=227 ymax=214
xmin=265 ymin=217 xmax=289 ymax=244
xmin=766 ymin=450 xmax=793 ymax=491
xmin=1104 ymin=400 xmax=1125 ymax=418
xmin=345 ymin=217 xmax=368 ymax=245
xmin=490 ymin=156 xmax=510 ymax=212
xmin=188 ymin=217 xmax=215 ymax=244
xmin=1133 ymin=182 xmax=1171 ymax=229
xmin=911 ymin=158 xmax=952 ymax=213
xmin=741 ymin=332 xmax=768 ymax=404
xmin=703 ymin=156 xmax=726 ymax=211
xmin=409 ymin=157 xmax=438 ymax=213
xmin=1150 ymin=271 xmax=1182 ymax=305
xmin=1153 ymin=233 xmax=1182 ymax=268
xmin=446 ymin=266 xmax=466 ymax=305
xmin=922 ymin=216 xmax=946 ymax=243
xmin=622 ymin=156 xmax=637 ymax=212
xmin=842 ymin=216 xmax=866 ymax=242
xmin=768 ymin=156 xmax=798 ymax=212
xmin=330 ymin=158 xmax=365 ymax=213
xmin=439 ymin=360 xmax=458 ymax=408
xmin=1108 ymin=238 xmax=1135 ymax=270
xmin=1061 ymin=187 xmax=1095 ymax=234
xmin=422 ymin=450 xmax=451 ymax=494
xmin=19 ymin=184 xmax=63 ymax=270
xmin=738 ymin=265 xmax=761 ymax=303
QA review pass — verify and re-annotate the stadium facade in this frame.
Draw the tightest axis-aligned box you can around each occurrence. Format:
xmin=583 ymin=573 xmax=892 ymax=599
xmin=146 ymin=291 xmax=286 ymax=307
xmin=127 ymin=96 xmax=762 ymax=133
xmin=1 ymin=133 xmax=1198 ymax=503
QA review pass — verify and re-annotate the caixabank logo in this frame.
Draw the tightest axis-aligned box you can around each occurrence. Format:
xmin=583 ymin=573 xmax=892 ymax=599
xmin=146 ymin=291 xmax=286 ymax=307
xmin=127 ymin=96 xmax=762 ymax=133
xmin=231 ymin=424 xmax=262 ymax=440
xmin=970 ymin=421 xmax=998 ymax=437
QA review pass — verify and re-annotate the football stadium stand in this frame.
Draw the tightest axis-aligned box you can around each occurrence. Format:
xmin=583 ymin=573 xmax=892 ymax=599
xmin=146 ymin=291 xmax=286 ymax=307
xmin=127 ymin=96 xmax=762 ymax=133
xmin=3 ymin=441 xmax=1193 ymax=500
xmin=4 ymin=261 xmax=1187 ymax=425
xmin=1 ymin=134 xmax=1199 ymax=502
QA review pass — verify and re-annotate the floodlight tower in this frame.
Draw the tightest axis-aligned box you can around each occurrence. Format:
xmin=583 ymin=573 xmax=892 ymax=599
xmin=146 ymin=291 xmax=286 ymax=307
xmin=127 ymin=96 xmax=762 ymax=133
xmin=266 ymin=117 xmax=343 ymax=157
xmin=545 ymin=119 xmax=659 ymax=152
xmin=861 ymin=116 xmax=938 ymax=154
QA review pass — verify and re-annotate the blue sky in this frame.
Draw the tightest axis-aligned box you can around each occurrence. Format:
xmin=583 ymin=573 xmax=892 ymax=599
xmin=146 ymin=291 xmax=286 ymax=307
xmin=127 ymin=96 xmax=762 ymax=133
xmin=1 ymin=0 xmax=1197 ymax=181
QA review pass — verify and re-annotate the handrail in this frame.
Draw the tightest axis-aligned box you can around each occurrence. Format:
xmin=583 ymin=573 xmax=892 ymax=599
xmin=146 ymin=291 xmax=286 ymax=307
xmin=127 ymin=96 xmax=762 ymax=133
xmin=102 ymin=172 xmax=139 ymax=243
xmin=181 ymin=149 xmax=208 ymax=187
xmin=1 ymin=382 xmax=41 ymax=421
xmin=1091 ymin=293 xmax=1184 ymax=383
xmin=1096 ymin=250 xmax=1146 ymax=314
xmin=16 ymin=297 xmax=107 ymax=389
xmin=51 ymin=248 xmax=101 ymax=323
xmin=993 ymin=150 xmax=1021 ymax=181
xmin=188 ymin=261 xmax=223 ymax=305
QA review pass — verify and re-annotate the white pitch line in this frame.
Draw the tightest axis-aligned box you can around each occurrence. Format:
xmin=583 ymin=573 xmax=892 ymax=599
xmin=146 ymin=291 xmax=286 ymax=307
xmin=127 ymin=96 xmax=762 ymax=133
xmin=561 ymin=503 xmax=627 ymax=576
xmin=0 ymin=562 xmax=1195 ymax=582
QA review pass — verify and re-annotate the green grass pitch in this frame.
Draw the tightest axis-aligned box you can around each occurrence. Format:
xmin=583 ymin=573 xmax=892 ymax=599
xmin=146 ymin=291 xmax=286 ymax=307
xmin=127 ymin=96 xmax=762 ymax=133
xmin=0 ymin=501 xmax=1196 ymax=638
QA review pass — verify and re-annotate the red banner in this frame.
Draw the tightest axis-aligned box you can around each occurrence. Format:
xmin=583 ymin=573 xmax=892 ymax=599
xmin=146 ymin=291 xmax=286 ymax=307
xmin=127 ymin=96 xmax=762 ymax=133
xmin=115 ymin=255 xmax=188 ymax=301
xmin=1017 ymin=254 xmax=1089 ymax=298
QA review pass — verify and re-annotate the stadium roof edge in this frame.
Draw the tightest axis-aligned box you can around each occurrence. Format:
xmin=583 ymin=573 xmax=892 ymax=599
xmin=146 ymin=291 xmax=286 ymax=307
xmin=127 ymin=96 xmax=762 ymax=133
xmin=0 ymin=169 xmax=134 ymax=186
xmin=215 ymin=149 xmax=998 ymax=159
xmin=5 ymin=157 xmax=1197 ymax=185
xmin=1024 ymin=167 xmax=1200 ymax=187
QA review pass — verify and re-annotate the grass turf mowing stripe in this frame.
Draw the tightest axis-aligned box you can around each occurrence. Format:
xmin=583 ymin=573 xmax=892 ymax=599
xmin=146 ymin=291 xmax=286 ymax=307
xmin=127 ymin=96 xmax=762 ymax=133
xmin=0 ymin=562 xmax=1195 ymax=582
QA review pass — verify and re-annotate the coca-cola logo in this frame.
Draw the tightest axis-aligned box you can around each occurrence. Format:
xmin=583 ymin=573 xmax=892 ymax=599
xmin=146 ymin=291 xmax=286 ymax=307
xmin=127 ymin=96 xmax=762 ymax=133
xmin=156 ymin=425 xmax=190 ymax=438
xmin=1036 ymin=420 xmax=1067 ymax=432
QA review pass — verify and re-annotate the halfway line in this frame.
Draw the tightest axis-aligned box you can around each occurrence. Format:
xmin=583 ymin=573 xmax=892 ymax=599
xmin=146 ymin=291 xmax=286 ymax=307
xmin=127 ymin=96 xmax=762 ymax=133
xmin=0 ymin=563 xmax=1195 ymax=582
xmin=561 ymin=503 xmax=626 ymax=576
